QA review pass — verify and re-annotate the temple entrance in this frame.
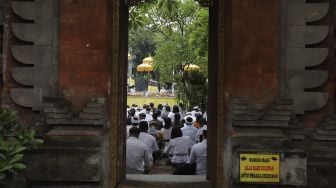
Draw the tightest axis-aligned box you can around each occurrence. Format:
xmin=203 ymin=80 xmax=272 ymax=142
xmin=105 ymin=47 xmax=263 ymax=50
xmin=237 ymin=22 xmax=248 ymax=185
xmin=106 ymin=0 xmax=226 ymax=187
xmin=126 ymin=0 xmax=209 ymax=178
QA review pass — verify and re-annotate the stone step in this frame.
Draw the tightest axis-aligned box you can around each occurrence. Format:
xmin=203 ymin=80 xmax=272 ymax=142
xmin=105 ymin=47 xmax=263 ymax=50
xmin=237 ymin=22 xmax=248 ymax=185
xmin=43 ymin=107 xmax=68 ymax=113
xmin=24 ymin=148 xmax=100 ymax=182
xmin=90 ymin=97 xmax=106 ymax=104
xmin=44 ymin=128 xmax=102 ymax=148
xmin=46 ymin=112 xmax=73 ymax=119
xmin=263 ymin=115 xmax=291 ymax=121
xmin=82 ymin=107 xmax=103 ymax=114
xmin=46 ymin=118 xmax=104 ymax=126
xmin=79 ymin=113 xmax=104 ymax=120
xmin=87 ymin=102 xmax=104 ymax=108
xmin=233 ymin=120 xmax=289 ymax=127
xmin=266 ymin=110 xmax=292 ymax=116
xmin=232 ymin=128 xmax=287 ymax=138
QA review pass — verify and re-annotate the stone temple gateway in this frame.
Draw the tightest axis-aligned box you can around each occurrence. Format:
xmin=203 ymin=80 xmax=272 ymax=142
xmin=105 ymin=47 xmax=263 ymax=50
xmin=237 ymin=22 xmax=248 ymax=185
xmin=0 ymin=0 xmax=335 ymax=187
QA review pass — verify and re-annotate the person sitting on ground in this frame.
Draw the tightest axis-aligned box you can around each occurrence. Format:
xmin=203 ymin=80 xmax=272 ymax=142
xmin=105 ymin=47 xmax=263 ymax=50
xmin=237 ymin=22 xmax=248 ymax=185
xmin=157 ymin=103 xmax=163 ymax=113
xmin=138 ymin=121 xmax=159 ymax=162
xmin=168 ymin=105 xmax=181 ymax=123
xmin=173 ymin=113 xmax=182 ymax=128
xmin=138 ymin=113 xmax=146 ymax=121
xmin=181 ymin=115 xmax=198 ymax=144
xmin=156 ymin=110 xmax=165 ymax=126
xmin=126 ymin=127 xmax=152 ymax=174
xmin=189 ymin=130 xmax=207 ymax=175
xmin=149 ymin=121 xmax=160 ymax=139
xmin=127 ymin=108 xmax=136 ymax=126
xmin=160 ymin=118 xmax=173 ymax=141
xmin=191 ymin=106 xmax=202 ymax=117
xmin=161 ymin=105 xmax=170 ymax=119
xmin=126 ymin=117 xmax=139 ymax=138
xmin=165 ymin=127 xmax=193 ymax=168
xmin=193 ymin=113 xmax=203 ymax=129
xmin=149 ymin=112 xmax=163 ymax=130
xmin=196 ymin=118 xmax=208 ymax=142
xmin=149 ymin=102 xmax=155 ymax=111
xmin=145 ymin=107 xmax=153 ymax=121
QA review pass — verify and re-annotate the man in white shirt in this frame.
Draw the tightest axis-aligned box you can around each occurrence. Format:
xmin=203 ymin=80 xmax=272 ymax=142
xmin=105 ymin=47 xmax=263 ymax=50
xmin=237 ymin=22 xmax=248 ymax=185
xmin=181 ymin=115 xmax=198 ymax=144
xmin=138 ymin=121 xmax=159 ymax=162
xmin=126 ymin=127 xmax=152 ymax=174
xmin=189 ymin=130 xmax=207 ymax=175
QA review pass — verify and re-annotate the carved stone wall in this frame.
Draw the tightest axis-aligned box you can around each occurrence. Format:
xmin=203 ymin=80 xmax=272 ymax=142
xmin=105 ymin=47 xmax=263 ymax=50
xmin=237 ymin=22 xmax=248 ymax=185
xmin=280 ymin=0 xmax=329 ymax=114
xmin=10 ymin=0 xmax=58 ymax=110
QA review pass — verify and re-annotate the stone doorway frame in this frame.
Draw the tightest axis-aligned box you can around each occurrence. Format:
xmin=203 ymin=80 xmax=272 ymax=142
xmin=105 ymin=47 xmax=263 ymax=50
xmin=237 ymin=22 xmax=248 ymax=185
xmin=106 ymin=0 xmax=228 ymax=187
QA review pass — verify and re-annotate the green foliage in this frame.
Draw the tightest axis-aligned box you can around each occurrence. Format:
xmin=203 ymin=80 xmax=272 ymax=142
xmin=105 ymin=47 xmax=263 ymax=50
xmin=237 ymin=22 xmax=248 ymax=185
xmin=129 ymin=0 xmax=209 ymax=109
xmin=128 ymin=28 xmax=156 ymax=67
xmin=0 ymin=109 xmax=43 ymax=181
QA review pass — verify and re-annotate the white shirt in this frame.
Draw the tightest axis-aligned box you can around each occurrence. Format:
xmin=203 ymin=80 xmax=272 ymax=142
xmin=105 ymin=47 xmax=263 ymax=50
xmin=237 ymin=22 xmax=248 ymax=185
xmin=126 ymin=137 xmax=151 ymax=174
xmin=168 ymin=112 xmax=181 ymax=123
xmin=165 ymin=136 xmax=193 ymax=164
xmin=181 ymin=124 xmax=198 ymax=144
xmin=145 ymin=113 xmax=153 ymax=121
xmin=189 ymin=139 xmax=207 ymax=175
xmin=139 ymin=132 xmax=159 ymax=155
xmin=196 ymin=125 xmax=207 ymax=142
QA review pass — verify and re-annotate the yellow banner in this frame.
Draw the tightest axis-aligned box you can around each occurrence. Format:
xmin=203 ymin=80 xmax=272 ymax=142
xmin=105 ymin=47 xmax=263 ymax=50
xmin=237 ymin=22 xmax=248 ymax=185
xmin=240 ymin=153 xmax=280 ymax=183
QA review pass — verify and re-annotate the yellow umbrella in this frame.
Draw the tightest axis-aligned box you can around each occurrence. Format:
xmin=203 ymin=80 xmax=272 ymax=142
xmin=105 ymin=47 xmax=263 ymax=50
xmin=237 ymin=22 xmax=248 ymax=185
xmin=142 ymin=56 xmax=154 ymax=65
xmin=183 ymin=64 xmax=200 ymax=71
xmin=137 ymin=63 xmax=153 ymax=72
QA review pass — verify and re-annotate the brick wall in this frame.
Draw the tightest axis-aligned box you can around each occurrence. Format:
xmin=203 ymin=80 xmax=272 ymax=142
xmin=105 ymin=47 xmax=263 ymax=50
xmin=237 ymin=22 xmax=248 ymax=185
xmin=224 ymin=0 xmax=278 ymax=104
xmin=59 ymin=0 xmax=109 ymax=112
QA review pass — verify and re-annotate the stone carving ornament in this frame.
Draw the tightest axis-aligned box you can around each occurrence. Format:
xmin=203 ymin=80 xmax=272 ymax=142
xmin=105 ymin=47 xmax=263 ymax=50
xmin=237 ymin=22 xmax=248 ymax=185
xmin=10 ymin=0 xmax=57 ymax=110
xmin=282 ymin=0 xmax=329 ymax=114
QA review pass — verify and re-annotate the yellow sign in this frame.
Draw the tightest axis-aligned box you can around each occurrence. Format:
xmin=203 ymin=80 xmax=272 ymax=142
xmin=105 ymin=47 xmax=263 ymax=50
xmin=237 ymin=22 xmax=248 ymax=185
xmin=240 ymin=153 xmax=280 ymax=183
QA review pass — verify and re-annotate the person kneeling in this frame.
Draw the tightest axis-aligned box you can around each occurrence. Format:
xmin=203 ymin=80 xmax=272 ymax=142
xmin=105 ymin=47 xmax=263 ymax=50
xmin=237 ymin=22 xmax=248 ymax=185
xmin=126 ymin=126 xmax=152 ymax=174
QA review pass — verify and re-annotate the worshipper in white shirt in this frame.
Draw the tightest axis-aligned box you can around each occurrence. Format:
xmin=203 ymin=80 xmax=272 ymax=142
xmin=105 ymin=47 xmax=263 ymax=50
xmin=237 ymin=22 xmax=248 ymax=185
xmin=181 ymin=115 xmax=198 ymax=144
xmin=189 ymin=129 xmax=207 ymax=175
xmin=138 ymin=121 xmax=159 ymax=162
xmin=165 ymin=127 xmax=193 ymax=168
xmin=168 ymin=105 xmax=181 ymax=124
xmin=196 ymin=118 xmax=208 ymax=143
xmin=126 ymin=117 xmax=139 ymax=138
xmin=191 ymin=106 xmax=202 ymax=117
xmin=126 ymin=127 xmax=152 ymax=174
xmin=160 ymin=118 xmax=172 ymax=141
xmin=145 ymin=107 xmax=153 ymax=121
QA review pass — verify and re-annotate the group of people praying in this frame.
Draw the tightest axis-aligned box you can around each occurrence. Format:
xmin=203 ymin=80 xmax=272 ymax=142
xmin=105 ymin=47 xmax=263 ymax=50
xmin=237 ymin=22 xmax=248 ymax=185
xmin=126 ymin=103 xmax=208 ymax=175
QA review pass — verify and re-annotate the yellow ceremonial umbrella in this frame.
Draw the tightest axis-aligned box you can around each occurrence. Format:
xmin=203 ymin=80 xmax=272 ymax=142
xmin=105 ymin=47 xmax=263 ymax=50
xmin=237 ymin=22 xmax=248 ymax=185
xmin=142 ymin=56 xmax=154 ymax=65
xmin=137 ymin=63 xmax=153 ymax=72
xmin=183 ymin=64 xmax=200 ymax=71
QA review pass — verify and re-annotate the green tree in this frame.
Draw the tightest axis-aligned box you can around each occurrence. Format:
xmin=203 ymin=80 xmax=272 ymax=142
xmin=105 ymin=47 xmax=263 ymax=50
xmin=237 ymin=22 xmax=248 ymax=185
xmin=129 ymin=0 xmax=209 ymax=110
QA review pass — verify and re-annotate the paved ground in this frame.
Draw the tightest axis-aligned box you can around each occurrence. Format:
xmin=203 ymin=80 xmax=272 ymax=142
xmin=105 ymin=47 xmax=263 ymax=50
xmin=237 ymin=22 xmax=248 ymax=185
xmin=150 ymin=157 xmax=175 ymax=174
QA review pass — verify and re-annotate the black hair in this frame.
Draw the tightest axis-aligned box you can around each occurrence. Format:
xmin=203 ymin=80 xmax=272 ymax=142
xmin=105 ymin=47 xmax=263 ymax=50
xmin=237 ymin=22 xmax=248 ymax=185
xmin=139 ymin=121 xmax=148 ymax=132
xmin=172 ymin=105 xmax=179 ymax=113
xmin=139 ymin=113 xmax=146 ymax=120
xmin=152 ymin=112 xmax=158 ymax=119
xmin=171 ymin=127 xmax=182 ymax=139
xmin=164 ymin=118 xmax=172 ymax=129
xmin=157 ymin=104 xmax=163 ymax=110
xmin=129 ymin=126 xmax=140 ymax=137
xmin=165 ymin=106 xmax=171 ymax=112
